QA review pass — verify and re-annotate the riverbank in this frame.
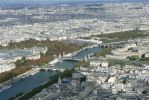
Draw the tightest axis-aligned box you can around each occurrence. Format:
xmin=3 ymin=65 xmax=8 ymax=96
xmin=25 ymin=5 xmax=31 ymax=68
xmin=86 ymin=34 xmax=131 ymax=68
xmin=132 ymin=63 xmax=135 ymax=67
xmin=0 ymin=67 xmax=32 ymax=83
xmin=0 ymin=68 xmax=39 ymax=93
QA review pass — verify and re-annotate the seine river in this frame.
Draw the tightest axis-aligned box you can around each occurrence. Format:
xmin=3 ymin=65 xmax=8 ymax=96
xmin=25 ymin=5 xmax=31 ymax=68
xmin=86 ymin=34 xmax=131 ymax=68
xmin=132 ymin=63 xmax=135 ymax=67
xmin=0 ymin=46 xmax=101 ymax=100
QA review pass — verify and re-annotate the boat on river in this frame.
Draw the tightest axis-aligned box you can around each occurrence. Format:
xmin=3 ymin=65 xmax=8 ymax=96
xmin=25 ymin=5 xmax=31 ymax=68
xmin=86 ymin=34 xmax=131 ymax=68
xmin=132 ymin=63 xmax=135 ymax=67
xmin=0 ymin=84 xmax=12 ymax=92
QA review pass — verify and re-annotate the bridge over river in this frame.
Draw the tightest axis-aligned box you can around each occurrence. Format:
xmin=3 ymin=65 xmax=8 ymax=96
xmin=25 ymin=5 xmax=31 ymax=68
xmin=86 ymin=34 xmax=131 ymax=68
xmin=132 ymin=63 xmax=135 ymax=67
xmin=39 ymin=67 xmax=65 ymax=72
xmin=62 ymin=56 xmax=85 ymax=61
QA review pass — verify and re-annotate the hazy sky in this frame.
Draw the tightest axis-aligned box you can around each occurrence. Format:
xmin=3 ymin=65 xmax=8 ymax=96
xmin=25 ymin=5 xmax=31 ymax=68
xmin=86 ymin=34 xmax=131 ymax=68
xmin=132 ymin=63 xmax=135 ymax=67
xmin=0 ymin=0 xmax=147 ymax=4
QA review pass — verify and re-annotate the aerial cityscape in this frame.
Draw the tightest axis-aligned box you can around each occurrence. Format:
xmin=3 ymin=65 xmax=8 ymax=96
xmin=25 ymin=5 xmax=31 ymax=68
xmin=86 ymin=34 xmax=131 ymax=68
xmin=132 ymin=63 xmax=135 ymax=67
xmin=0 ymin=0 xmax=149 ymax=100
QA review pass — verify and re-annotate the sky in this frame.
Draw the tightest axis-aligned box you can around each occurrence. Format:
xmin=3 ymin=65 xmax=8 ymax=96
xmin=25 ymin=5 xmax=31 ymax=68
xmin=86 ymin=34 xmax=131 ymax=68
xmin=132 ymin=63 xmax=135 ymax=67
xmin=0 ymin=0 xmax=148 ymax=4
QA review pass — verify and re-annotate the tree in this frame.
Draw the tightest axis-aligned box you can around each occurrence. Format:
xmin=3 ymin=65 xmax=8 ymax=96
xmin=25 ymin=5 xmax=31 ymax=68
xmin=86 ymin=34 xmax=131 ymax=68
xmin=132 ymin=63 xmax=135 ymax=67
xmin=74 ymin=60 xmax=90 ymax=69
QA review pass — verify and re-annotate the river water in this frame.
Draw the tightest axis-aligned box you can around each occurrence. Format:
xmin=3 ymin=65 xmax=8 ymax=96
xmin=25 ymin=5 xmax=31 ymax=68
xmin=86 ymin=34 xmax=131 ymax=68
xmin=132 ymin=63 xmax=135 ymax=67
xmin=0 ymin=46 xmax=101 ymax=100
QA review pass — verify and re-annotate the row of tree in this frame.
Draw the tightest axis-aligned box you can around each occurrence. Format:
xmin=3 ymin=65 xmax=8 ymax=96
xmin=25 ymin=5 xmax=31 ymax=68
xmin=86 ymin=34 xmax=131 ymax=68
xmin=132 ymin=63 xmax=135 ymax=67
xmin=95 ymin=48 xmax=113 ymax=57
xmin=93 ymin=30 xmax=148 ymax=42
xmin=0 ymin=67 xmax=32 ymax=83
xmin=74 ymin=60 xmax=90 ymax=69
